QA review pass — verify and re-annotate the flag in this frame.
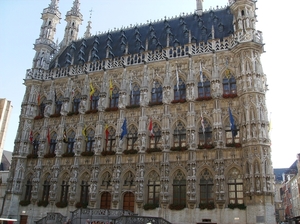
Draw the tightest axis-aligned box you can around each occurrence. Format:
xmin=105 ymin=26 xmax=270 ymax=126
xmin=47 ymin=128 xmax=50 ymax=145
xmin=105 ymin=124 xmax=109 ymax=144
xmin=82 ymin=125 xmax=87 ymax=141
xmin=200 ymin=62 xmax=204 ymax=84
xmin=120 ymin=118 xmax=127 ymax=140
xmin=176 ymin=66 xmax=179 ymax=91
xmin=229 ymin=107 xmax=237 ymax=137
xmin=63 ymin=129 xmax=68 ymax=143
xmin=109 ymin=79 xmax=113 ymax=98
xmin=200 ymin=113 xmax=205 ymax=133
xmin=148 ymin=118 xmax=154 ymax=138
xmin=90 ymin=83 xmax=95 ymax=101
xmin=29 ymin=130 xmax=33 ymax=143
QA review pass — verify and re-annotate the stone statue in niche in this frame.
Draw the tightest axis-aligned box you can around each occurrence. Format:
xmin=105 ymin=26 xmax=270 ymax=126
xmin=163 ymin=88 xmax=171 ymax=104
xmin=60 ymin=101 xmax=69 ymax=115
xmin=78 ymin=99 xmax=86 ymax=114
xmin=44 ymin=104 xmax=51 ymax=117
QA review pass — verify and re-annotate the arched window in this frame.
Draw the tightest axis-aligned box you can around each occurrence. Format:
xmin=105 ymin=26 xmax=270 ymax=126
xmin=60 ymin=178 xmax=69 ymax=205
xmin=126 ymin=125 xmax=138 ymax=151
xmin=39 ymin=98 xmax=46 ymax=116
xmin=85 ymin=129 xmax=95 ymax=152
xmin=199 ymin=169 xmax=214 ymax=206
xmin=228 ymin=168 xmax=244 ymax=205
xmin=109 ymin=87 xmax=119 ymax=108
xmin=24 ymin=176 xmax=33 ymax=202
xmin=172 ymin=170 xmax=186 ymax=206
xmin=124 ymin=171 xmax=135 ymax=186
xmin=173 ymin=121 xmax=186 ymax=148
xmin=90 ymin=90 xmax=99 ymax=110
xmin=41 ymin=174 xmax=51 ymax=203
xmin=198 ymin=76 xmax=211 ymax=99
xmin=225 ymin=116 xmax=240 ymax=146
xmin=32 ymin=135 xmax=40 ymax=155
xmin=149 ymin=123 xmax=162 ymax=149
xmin=174 ymin=78 xmax=186 ymax=101
xmin=130 ymin=83 xmax=140 ymax=106
xmin=106 ymin=127 xmax=116 ymax=152
xmin=101 ymin=172 xmax=112 ymax=187
xmin=147 ymin=171 xmax=160 ymax=205
xmin=72 ymin=94 xmax=81 ymax=114
xmin=66 ymin=130 xmax=76 ymax=153
xmin=49 ymin=132 xmax=57 ymax=154
xmin=151 ymin=81 xmax=163 ymax=104
xmin=223 ymin=76 xmax=237 ymax=97
xmin=198 ymin=118 xmax=213 ymax=147
xmin=80 ymin=179 xmax=90 ymax=207
xmin=55 ymin=95 xmax=63 ymax=114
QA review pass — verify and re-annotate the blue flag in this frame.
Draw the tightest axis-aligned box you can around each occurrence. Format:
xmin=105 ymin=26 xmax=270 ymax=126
xmin=229 ymin=107 xmax=237 ymax=137
xmin=120 ymin=118 xmax=127 ymax=140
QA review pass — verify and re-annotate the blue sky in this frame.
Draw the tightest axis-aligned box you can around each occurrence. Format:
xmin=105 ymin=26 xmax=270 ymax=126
xmin=0 ymin=0 xmax=299 ymax=168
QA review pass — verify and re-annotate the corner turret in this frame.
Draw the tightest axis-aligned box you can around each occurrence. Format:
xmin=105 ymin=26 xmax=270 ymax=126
xmin=195 ymin=0 xmax=204 ymax=16
xmin=60 ymin=0 xmax=83 ymax=49
xmin=32 ymin=0 xmax=61 ymax=69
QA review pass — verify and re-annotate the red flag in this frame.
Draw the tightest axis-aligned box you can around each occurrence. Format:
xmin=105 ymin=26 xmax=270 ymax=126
xmin=29 ymin=130 xmax=33 ymax=143
xmin=148 ymin=118 xmax=154 ymax=138
xmin=47 ymin=128 xmax=50 ymax=144
xmin=105 ymin=124 xmax=109 ymax=144
xmin=37 ymin=93 xmax=41 ymax=105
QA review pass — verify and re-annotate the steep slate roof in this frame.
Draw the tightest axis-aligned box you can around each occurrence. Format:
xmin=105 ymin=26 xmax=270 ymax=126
xmin=50 ymin=7 xmax=233 ymax=69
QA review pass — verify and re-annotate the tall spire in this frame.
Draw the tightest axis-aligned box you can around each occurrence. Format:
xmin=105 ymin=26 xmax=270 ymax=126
xmin=84 ymin=9 xmax=93 ymax=39
xmin=32 ymin=0 xmax=61 ymax=69
xmin=196 ymin=0 xmax=204 ymax=16
xmin=60 ymin=0 xmax=83 ymax=48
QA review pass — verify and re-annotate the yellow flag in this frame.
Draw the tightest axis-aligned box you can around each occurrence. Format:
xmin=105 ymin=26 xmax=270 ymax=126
xmin=90 ymin=83 xmax=95 ymax=100
xmin=109 ymin=79 xmax=113 ymax=98
xmin=82 ymin=125 xmax=87 ymax=141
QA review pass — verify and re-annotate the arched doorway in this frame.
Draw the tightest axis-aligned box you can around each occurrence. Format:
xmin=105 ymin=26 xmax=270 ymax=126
xmin=100 ymin=192 xmax=112 ymax=209
xmin=123 ymin=192 xmax=135 ymax=212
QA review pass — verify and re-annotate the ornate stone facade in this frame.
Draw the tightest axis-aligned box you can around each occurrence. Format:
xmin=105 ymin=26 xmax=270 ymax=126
xmin=2 ymin=0 xmax=276 ymax=223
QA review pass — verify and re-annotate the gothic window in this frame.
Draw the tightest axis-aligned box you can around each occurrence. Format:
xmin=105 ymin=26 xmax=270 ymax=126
xmin=72 ymin=94 xmax=80 ymax=113
xmin=173 ymin=121 xmax=186 ymax=148
xmin=100 ymin=192 xmax=112 ymax=209
xmin=225 ymin=117 xmax=240 ymax=145
xmin=41 ymin=174 xmax=51 ymax=203
xmin=151 ymin=81 xmax=162 ymax=104
xmin=101 ymin=172 xmax=112 ymax=187
xmin=39 ymin=98 xmax=46 ymax=116
xmin=223 ymin=76 xmax=237 ymax=96
xmin=228 ymin=168 xmax=244 ymax=205
xmin=90 ymin=90 xmax=99 ymax=110
xmin=172 ymin=170 xmax=186 ymax=206
xmin=124 ymin=171 xmax=135 ymax=186
xmin=126 ymin=125 xmax=138 ymax=151
xmin=149 ymin=123 xmax=162 ymax=149
xmin=48 ymin=132 xmax=57 ymax=155
xmin=66 ymin=130 xmax=76 ymax=153
xmin=32 ymin=135 xmax=40 ymax=155
xmin=109 ymin=87 xmax=119 ymax=108
xmin=147 ymin=171 xmax=160 ymax=205
xmin=129 ymin=83 xmax=140 ymax=106
xmin=60 ymin=179 xmax=69 ymax=204
xmin=80 ymin=180 xmax=90 ymax=206
xmin=198 ymin=76 xmax=211 ymax=99
xmin=55 ymin=95 xmax=63 ymax=114
xmin=85 ymin=129 xmax=95 ymax=152
xmin=24 ymin=177 xmax=33 ymax=202
xmin=199 ymin=169 xmax=214 ymax=205
xmin=174 ymin=78 xmax=186 ymax=101
xmin=106 ymin=127 xmax=116 ymax=152
xmin=198 ymin=118 xmax=213 ymax=146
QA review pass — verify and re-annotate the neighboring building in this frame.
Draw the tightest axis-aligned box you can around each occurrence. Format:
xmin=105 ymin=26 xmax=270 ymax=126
xmin=274 ymin=156 xmax=300 ymax=224
xmin=0 ymin=150 xmax=12 ymax=171
xmin=0 ymin=99 xmax=12 ymax=163
xmin=1 ymin=0 xmax=276 ymax=224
